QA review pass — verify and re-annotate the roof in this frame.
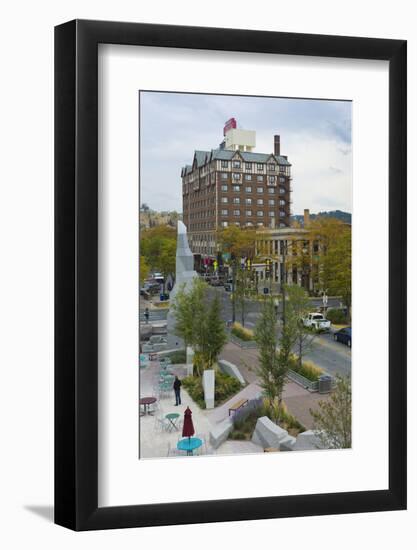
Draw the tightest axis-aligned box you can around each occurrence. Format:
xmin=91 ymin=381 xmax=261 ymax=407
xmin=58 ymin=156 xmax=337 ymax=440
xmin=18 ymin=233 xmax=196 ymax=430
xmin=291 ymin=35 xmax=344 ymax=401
xmin=182 ymin=148 xmax=291 ymax=172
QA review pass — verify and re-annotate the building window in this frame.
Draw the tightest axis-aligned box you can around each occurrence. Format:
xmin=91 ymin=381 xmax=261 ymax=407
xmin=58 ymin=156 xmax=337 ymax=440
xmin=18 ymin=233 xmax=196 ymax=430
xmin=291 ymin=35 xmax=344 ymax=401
xmin=246 ymin=210 xmax=252 ymax=216
xmin=268 ymin=163 xmax=275 ymax=171
xmin=257 ymin=199 xmax=264 ymax=205
xmin=234 ymin=222 xmax=240 ymax=227
xmin=221 ymin=160 xmax=229 ymax=168
xmin=257 ymin=187 xmax=263 ymax=193
xmin=279 ymin=210 xmax=286 ymax=217
xmin=279 ymin=222 xmax=286 ymax=227
xmin=232 ymin=185 xmax=240 ymax=192
xmin=246 ymin=222 xmax=253 ymax=227
xmin=221 ymin=221 xmax=228 ymax=227
xmin=269 ymin=211 xmax=275 ymax=217
xmin=268 ymin=175 xmax=276 ymax=185
xmin=257 ymin=211 xmax=264 ymax=217
xmin=279 ymin=165 xmax=285 ymax=173
xmin=221 ymin=172 xmax=228 ymax=180
xmin=221 ymin=209 xmax=228 ymax=216
xmin=221 ymin=197 xmax=228 ymax=203
xmin=233 ymin=209 xmax=241 ymax=216
xmin=232 ymin=160 xmax=241 ymax=169
xmin=279 ymin=187 xmax=285 ymax=194
xmin=221 ymin=184 xmax=228 ymax=192
xmin=257 ymin=163 xmax=263 ymax=171
xmin=279 ymin=199 xmax=286 ymax=206
xmin=233 ymin=197 xmax=240 ymax=204
xmin=244 ymin=174 xmax=252 ymax=181
xmin=245 ymin=163 xmax=252 ymax=171
xmin=245 ymin=186 xmax=252 ymax=193
xmin=245 ymin=198 xmax=252 ymax=205
xmin=257 ymin=175 xmax=263 ymax=182
xmin=268 ymin=199 xmax=275 ymax=206
xmin=232 ymin=173 xmax=241 ymax=181
xmin=279 ymin=176 xmax=285 ymax=182
xmin=268 ymin=188 xmax=276 ymax=194
xmin=257 ymin=222 xmax=264 ymax=227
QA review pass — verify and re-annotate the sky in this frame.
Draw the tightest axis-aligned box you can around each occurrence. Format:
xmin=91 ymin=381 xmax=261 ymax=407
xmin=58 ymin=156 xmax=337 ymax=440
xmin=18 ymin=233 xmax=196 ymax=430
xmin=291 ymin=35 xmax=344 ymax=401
xmin=140 ymin=91 xmax=352 ymax=215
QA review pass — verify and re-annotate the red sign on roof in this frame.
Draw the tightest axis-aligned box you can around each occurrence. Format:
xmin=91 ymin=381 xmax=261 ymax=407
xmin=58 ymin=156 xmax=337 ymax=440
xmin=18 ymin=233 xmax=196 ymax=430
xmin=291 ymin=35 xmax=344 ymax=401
xmin=223 ymin=117 xmax=237 ymax=135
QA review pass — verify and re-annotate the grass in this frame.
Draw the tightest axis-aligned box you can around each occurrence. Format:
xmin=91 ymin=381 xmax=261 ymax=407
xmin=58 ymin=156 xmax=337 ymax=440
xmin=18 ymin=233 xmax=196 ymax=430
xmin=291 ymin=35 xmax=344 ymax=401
xmin=231 ymin=322 xmax=254 ymax=341
xmin=288 ymin=354 xmax=323 ymax=382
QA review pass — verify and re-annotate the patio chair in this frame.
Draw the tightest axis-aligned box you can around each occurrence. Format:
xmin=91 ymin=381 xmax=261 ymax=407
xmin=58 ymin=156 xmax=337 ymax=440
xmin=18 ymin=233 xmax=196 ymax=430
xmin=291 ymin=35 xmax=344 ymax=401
xmin=154 ymin=413 xmax=169 ymax=433
xmin=167 ymin=441 xmax=184 ymax=457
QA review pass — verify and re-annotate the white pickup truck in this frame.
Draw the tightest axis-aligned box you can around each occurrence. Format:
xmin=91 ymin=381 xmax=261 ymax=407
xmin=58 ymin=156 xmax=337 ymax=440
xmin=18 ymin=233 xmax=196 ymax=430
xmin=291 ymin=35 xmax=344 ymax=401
xmin=303 ymin=313 xmax=331 ymax=332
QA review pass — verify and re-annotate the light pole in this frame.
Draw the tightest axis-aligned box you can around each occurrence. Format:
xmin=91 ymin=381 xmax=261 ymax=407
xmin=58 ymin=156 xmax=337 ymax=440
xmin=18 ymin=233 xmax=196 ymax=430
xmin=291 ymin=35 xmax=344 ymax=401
xmin=320 ymin=288 xmax=328 ymax=317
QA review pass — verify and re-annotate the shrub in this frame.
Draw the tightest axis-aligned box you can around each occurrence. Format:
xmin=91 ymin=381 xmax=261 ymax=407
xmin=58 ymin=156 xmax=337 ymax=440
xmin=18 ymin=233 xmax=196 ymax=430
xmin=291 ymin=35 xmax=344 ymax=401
xmin=231 ymin=322 xmax=254 ymax=341
xmin=288 ymin=354 xmax=323 ymax=382
xmin=182 ymin=376 xmax=206 ymax=409
xmin=167 ymin=349 xmax=187 ymax=364
xmin=326 ymin=309 xmax=348 ymax=324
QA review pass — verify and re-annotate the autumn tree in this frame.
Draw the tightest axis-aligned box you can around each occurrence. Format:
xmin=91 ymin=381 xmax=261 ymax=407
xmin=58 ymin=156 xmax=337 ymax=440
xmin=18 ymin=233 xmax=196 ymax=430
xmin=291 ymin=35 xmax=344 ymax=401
xmin=140 ymin=225 xmax=177 ymax=286
xmin=310 ymin=375 xmax=352 ymax=449
xmin=139 ymin=255 xmax=150 ymax=286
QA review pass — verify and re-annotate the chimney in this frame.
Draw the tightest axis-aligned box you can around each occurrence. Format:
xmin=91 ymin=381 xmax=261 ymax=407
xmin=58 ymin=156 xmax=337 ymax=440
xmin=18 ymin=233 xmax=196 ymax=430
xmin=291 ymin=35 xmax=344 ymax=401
xmin=304 ymin=209 xmax=310 ymax=227
xmin=274 ymin=135 xmax=280 ymax=156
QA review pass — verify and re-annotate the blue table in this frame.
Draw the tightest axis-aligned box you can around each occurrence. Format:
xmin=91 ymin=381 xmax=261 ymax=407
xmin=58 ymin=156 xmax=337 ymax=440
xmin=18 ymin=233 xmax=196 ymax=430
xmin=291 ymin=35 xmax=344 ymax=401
xmin=177 ymin=437 xmax=203 ymax=456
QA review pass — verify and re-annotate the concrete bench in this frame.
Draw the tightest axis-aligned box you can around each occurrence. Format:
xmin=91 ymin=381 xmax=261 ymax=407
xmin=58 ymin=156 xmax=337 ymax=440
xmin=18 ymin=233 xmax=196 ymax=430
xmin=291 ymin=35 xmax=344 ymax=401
xmin=209 ymin=418 xmax=234 ymax=449
xmin=228 ymin=398 xmax=248 ymax=416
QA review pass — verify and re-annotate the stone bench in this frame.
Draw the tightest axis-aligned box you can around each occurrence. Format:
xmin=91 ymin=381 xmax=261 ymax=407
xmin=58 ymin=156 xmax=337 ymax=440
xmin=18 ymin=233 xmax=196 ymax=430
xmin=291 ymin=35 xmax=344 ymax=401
xmin=209 ymin=418 xmax=234 ymax=449
xmin=218 ymin=359 xmax=246 ymax=386
xmin=251 ymin=416 xmax=296 ymax=451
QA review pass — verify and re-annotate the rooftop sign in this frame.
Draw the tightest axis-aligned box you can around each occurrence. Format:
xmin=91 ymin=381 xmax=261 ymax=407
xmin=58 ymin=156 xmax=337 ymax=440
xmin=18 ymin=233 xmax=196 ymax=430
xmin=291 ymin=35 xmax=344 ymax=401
xmin=223 ymin=117 xmax=237 ymax=135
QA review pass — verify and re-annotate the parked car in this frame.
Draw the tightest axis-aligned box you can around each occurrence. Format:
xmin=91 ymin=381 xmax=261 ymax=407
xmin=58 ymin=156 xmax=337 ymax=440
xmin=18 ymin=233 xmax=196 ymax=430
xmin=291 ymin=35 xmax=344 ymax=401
xmin=334 ymin=327 xmax=352 ymax=347
xmin=224 ymin=283 xmax=232 ymax=292
xmin=209 ymin=278 xmax=224 ymax=287
xmin=303 ymin=313 xmax=331 ymax=332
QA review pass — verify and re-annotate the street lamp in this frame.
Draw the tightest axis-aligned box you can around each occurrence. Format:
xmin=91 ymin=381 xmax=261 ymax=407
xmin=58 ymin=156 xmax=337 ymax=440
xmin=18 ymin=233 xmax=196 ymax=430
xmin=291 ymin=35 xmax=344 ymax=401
xmin=320 ymin=288 xmax=328 ymax=317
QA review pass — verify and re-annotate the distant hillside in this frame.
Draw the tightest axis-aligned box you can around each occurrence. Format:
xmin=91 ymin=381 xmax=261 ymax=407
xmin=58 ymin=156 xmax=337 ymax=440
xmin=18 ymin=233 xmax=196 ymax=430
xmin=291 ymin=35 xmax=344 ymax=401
xmin=292 ymin=210 xmax=351 ymax=226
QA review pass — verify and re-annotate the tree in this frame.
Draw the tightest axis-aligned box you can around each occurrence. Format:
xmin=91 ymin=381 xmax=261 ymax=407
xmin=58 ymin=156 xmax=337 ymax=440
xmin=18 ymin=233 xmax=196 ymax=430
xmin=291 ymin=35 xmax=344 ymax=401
xmin=171 ymin=278 xmax=226 ymax=376
xmin=140 ymin=225 xmax=177 ymax=282
xmin=285 ymin=284 xmax=316 ymax=368
xmin=254 ymin=298 xmax=288 ymax=422
xmin=158 ymin=239 xmax=176 ymax=291
xmin=234 ymin=262 xmax=252 ymax=326
xmin=310 ymin=375 xmax=352 ymax=449
xmin=139 ymin=255 xmax=150 ymax=286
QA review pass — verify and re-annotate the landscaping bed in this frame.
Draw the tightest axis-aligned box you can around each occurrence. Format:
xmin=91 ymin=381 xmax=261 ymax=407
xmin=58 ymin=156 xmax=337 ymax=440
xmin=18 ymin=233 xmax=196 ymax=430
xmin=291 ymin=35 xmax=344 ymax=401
xmin=182 ymin=369 xmax=242 ymax=410
xmin=288 ymin=354 xmax=323 ymax=382
xmin=229 ymin=399 xmax=305 ymax=441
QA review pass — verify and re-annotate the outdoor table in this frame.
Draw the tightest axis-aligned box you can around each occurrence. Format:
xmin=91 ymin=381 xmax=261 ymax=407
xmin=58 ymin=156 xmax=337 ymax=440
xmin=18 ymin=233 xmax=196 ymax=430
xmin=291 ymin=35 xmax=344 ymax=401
xmin=139 ymin=396 xmax=157 ymax=416
xmin=177 ymin=437 xmax=203 ymax=456
xmin=165 ymin=412 xmax=180 ymax=431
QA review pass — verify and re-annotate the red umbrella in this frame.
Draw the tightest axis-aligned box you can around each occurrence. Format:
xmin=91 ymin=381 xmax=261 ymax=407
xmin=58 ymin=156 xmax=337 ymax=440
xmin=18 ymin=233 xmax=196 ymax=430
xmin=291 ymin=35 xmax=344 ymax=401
xmin=182 ymin=406 xmax=195 ymax=444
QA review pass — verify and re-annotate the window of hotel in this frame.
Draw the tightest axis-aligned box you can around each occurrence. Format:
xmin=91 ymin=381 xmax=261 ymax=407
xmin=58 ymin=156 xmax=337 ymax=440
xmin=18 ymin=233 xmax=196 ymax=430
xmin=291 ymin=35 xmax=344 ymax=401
xmin=279 ymin=176 xmax=285 ymax=182
xmin=221 ymin=197 xmax=228 ymax=203
xmin=221 ymin=221 xmax=228 ymax=227
xmin=221 ymin=160 xmax=229 ymax=168
xmin=279 ymin=210 xmax=286 ymax=217
xmin=221 ymin=209 xmax=228 ymax=216
xmin=279 ymin=222 xmax=286 ymax=227
xmin=232 ymin=173 xmax=241 ymax=181
xmin=257 ymin=175 xmax=263 ymax=183
xmin=221 ymin=184 xmax=228 ymax=192
xmin=269 ymin=211 xmax=275 ymax=217
xmin=268 ymin=163 xmax=275 ymax=171
xmin=245 ymin=186 xmax=252 ymax=193
xmin=233 ymin=197 xmax=240 ymax=204
xmin=246 ymin=210 xmax=252 ymax=216
xmin=268 ymin=176 xmax=276 ymax=185
xmin=268 ymin=199 xmax=275 ymax=206
xmin=221 ymin=172 xmax=228 ymax=179
xmin=233 ymin=160 xmax=241 ymax=169
xmin=232 ymin=185 xmax=240 ymax=192
xmin=268 ymin=188 xmax=276 ymax=194
xmin=257 ymin=187 xmax=263 ymax=193
xmin=279 ymin=199 xmax=286 ymax=206
xmin=279 ymin=187 xmax=285 ymax=194
xmin=233 ymin=209 xmax=241 ymax=216
xmin=257 ymin=211 xmax=264 ymax=217
xmin=257 ymin=222 xmax=264 ymax=227
xmin=279 ymin=165 xmax=285 ymax=173
xmin=257 ymin=199 xmax=264 ymax=205
xmin=245 ymin=163 xmax=252 ymax=170
xmin=257 ymin=163 xmax=263 ymax=171
xmin=244 ymin=174 xmax=252 ymax=181
xmin=246 ymin=222 xmax=253 ymax=227
xmin=245 ymin=198 xmax=252 ymax=205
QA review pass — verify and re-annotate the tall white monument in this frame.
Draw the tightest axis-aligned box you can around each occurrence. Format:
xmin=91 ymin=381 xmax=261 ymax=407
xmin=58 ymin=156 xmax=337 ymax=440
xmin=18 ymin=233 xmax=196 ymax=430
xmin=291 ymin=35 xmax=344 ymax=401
xmin=166 ymin=221 xmax=199 ymax=348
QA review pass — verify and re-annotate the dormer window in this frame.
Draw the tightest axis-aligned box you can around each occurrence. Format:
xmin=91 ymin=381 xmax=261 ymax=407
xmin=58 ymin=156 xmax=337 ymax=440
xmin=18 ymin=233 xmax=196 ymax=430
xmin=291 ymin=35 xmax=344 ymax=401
xmin=232 ymin=160 xmax=241 ymax=169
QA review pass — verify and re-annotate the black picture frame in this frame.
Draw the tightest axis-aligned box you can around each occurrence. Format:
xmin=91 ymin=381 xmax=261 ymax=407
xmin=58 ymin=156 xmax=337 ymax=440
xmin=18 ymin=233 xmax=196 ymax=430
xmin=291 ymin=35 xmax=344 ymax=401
xmin=55 ymin=19 xmax=407 ymax=531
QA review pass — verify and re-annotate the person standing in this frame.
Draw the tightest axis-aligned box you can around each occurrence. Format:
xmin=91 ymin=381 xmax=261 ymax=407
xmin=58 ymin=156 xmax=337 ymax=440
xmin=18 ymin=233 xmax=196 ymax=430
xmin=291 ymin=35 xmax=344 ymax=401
xmin=144 ymin=307 xmax=150 ymax=324
xmin=173 ymin=376 xmax=182 ymax=406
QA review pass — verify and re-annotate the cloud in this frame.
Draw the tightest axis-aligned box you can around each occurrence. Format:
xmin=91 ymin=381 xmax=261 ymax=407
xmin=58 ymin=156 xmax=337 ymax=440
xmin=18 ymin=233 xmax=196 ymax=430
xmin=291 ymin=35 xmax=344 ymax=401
xmin=140 ymin=92 xmax=352 ymax=214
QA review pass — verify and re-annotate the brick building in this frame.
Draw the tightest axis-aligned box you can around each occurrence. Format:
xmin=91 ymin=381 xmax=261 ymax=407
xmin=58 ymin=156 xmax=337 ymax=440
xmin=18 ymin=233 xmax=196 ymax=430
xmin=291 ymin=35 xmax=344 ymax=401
xmin=181 ymin=121 xmax=292 ymax=257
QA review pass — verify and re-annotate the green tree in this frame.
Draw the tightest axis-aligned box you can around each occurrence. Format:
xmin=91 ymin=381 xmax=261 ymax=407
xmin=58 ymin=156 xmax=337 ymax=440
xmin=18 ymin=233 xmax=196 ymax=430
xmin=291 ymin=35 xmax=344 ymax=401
xmin=254 ymin=298 xmax=288 ymax=422
xmin=139 ymin=255 xmax=150 ymax=286
xmin=205 ymin=294 xmax=227 ymax=369
xmin=159 ymin=239 xmax=176 ymax=291
xmin=285 ymin=284 xmax=316 ymax=368
xmin=310 ymin=375 xmax=352 ymax=449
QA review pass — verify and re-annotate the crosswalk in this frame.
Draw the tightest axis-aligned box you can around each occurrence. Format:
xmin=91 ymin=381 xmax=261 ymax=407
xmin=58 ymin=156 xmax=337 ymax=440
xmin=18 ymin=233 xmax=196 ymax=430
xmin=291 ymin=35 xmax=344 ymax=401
xmin=139 ymin=309 xmax=168 ymax=322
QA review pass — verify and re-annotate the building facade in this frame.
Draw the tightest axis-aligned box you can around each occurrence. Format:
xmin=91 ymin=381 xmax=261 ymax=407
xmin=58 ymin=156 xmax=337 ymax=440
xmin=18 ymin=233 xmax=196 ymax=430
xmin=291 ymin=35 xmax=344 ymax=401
xmin=181 ymin=122 xmax=292 ymax=257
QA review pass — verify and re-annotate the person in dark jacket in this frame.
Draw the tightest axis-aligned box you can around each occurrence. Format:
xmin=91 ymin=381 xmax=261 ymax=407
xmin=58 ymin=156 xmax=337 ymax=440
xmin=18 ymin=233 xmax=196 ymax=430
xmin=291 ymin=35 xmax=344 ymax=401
xmin=173 ymin=376 xmax=182 ymax=406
